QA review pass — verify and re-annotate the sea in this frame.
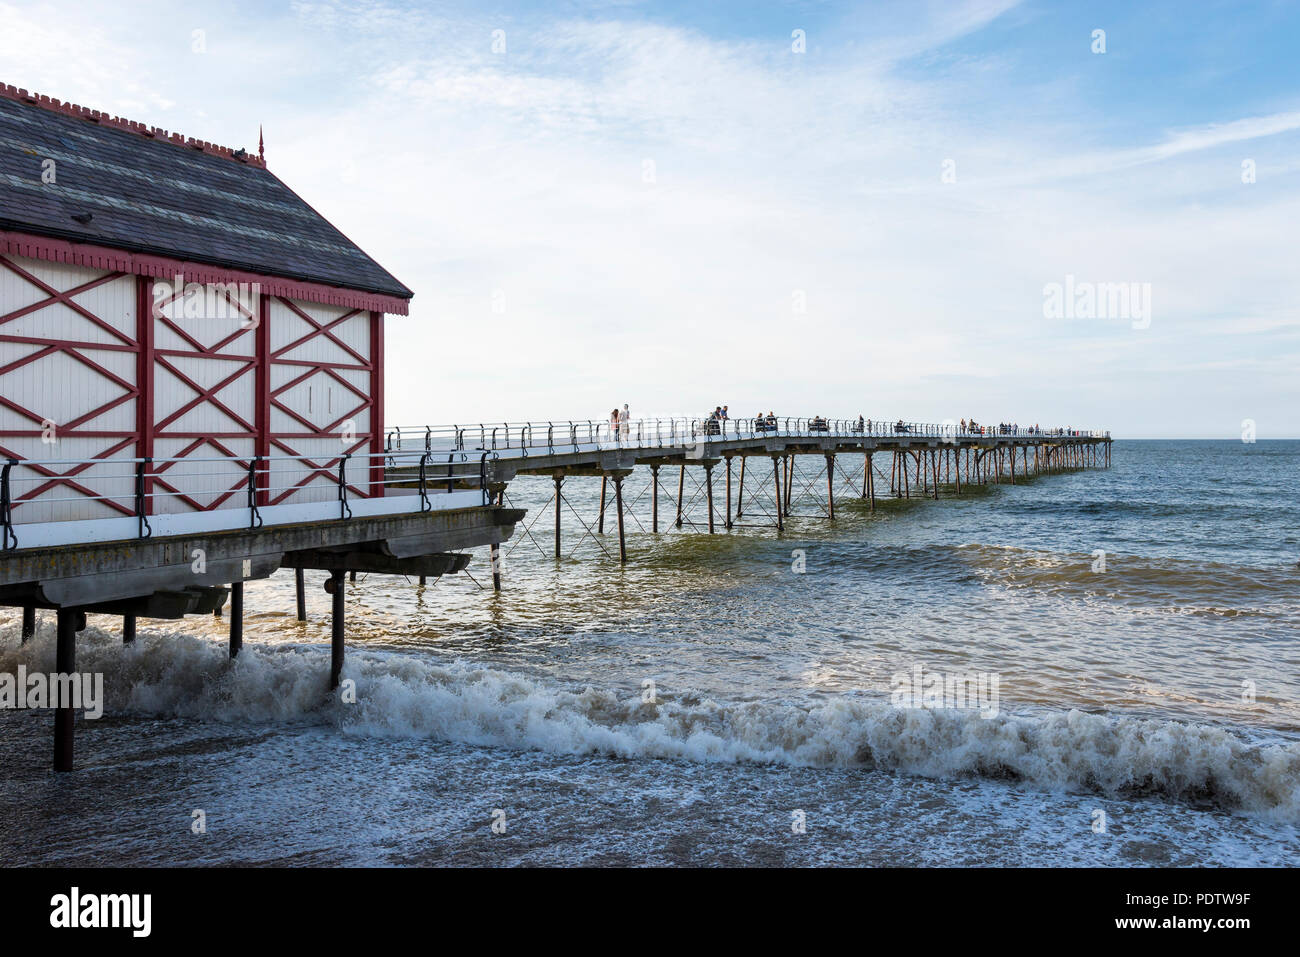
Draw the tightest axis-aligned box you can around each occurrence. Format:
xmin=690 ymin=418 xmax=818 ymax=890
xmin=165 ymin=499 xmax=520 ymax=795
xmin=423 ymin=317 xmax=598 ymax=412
xmin=1 ymin=439 xmax=1297 ymax=866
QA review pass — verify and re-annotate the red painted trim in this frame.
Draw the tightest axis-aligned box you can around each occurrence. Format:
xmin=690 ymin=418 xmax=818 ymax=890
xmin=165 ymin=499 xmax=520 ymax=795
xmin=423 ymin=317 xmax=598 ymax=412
xmin=0 ymin=230 xmax=411 ymax=315
xmin=263 ymin=295 xmax=381 ymax=499
xmin=272 ymin=302 xmax=368 ymax=364
xmin=0 ymin=259 xmax=142 ymax=515
xmin=153 ymin=354 xmax=257 ymax=433
xmin=0 ymin=257 xmax=134 ymax=344
xmin=255 ymin=292 xmax=271 ymax=506
xmin=137 ymin=276 xmax=154 ymax=513
xmin=370 ymin=310 xmax=384 ymax=497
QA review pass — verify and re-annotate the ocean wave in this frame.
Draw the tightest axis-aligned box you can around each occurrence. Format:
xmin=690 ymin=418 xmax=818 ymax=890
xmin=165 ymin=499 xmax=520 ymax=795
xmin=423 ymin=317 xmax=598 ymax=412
xmin=950 ymin=543 xmax=1300 ymax=615
xmin=4 ymin=623 xmax=1297 ymax=819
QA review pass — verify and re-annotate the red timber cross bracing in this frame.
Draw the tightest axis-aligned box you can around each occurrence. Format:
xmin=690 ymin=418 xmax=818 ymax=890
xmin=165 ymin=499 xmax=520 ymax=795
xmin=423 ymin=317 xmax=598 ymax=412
xmin=0 ymin=264 xmax=390 ymax=520
xmin=0 ymin=255 xmax=141 ymax=521
xmin=266 ymin=297 xmax=382 ymax=506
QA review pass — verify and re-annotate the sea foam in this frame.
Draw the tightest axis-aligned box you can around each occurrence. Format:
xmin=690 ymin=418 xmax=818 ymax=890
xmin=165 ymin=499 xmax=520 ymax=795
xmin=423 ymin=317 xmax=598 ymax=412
xmin=3 ymin=622 xmax=1297 ymax=818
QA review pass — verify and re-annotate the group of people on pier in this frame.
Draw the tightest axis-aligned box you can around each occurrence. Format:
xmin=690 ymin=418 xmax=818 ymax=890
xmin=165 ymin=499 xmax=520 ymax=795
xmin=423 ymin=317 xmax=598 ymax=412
xmin=961 ymin=419 xmax=1044 ymax=436
xmin=605 ymin=409 xmax=1088 ymax=444
xmin=609 ymin=404 xmax=631 ymax=439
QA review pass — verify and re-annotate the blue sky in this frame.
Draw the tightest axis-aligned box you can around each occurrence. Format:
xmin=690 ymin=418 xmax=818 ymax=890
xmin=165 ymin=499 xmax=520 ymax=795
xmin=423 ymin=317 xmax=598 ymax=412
xmin=3 ymin=0 xmax=1299 ymax=436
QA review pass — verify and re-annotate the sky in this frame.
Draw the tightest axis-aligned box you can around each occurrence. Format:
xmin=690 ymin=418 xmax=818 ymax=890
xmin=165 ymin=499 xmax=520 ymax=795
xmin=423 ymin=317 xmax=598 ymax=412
xmin=2 ymin=0 xmax=1298 ymax=438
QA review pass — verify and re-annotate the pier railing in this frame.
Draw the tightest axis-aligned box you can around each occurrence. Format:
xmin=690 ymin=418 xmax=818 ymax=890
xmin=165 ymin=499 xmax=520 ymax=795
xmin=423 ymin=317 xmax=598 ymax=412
xmin=384 ymin=417 xmax=1110 ymax=454
xmin=1 ymin=449 xmax=496 ymax=550
xmin=1 ymin=416 xmax=1109 ymax=550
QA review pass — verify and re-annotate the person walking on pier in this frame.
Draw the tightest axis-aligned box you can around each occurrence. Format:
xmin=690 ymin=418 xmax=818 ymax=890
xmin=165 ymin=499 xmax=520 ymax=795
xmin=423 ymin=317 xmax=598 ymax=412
xmin=611 ymin=408 xmax=621 ymax=442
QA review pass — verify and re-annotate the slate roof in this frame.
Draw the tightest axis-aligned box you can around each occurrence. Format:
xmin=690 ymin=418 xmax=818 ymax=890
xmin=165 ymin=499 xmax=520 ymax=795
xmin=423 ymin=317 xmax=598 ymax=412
xmin=0 ymin=87 xmax=412 ymax=301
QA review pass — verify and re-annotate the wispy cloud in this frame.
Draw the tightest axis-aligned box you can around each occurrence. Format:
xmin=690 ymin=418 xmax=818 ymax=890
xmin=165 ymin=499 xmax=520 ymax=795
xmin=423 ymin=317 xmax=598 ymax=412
xmin=1 ymin=0 xmax=1297 ymax=436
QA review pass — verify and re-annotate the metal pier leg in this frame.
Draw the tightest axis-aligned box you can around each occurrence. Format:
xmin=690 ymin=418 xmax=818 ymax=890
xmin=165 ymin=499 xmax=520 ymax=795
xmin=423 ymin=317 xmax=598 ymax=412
xmin=21 ymin=605 xmax=34 ymax=643
xmin=229 ymin=581 xmax=243 ymax=658
xmin=867 ymin=453 xmax=875 ymax=511
xmin=554 ymin=473 xmax=563 ymax=557
xmin=329 ymin=570 xmax=345 ymax=691
xmin=418 ymin=576 xmax=426 ymax=586
xmin=54 ymin=608 xmax=76 ymax=772
xmin=676 ymin=465 xmax=685 ymax=528
xmin=615 ymin=474 xmax=627 ymax=563
xmin=784 ymin=455 xmax=792 ymax=515
xmin=955 ymin=448 xmax=961 ymax=495
xmin=491 ymin=542 xmax=502 ymax=591
xmin=123 ymin=614 xmax=136 ymax=644
xmin=705 ymin=463 xmax=715 ymax=534
xmin=772 ymin=456 xmax=784 ymax=533
xmin=295 ymin=567 xmax=306 ymax=622
xmin=736 ymin=456 xmax=746 ymax=518
xmin=725 ymin=457 xmax=733 ymax=529
xmin=825 ymin=453 xmax=835 ymax=519
xmin=651 ymin=465 xmax=660 ymax=533
xmin=598 ymin=474 xmax=608 ymax=534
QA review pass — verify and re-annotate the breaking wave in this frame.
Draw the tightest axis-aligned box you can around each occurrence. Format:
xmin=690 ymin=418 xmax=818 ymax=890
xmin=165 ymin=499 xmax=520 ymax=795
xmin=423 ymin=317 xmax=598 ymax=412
xmin=4 ymin=622 xmax=1297 ymax=819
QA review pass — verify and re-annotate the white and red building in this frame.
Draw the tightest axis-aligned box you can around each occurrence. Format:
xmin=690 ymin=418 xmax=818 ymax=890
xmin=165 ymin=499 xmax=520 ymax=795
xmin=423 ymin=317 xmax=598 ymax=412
xmin=0 ymin=84 xmax=417 ymax=543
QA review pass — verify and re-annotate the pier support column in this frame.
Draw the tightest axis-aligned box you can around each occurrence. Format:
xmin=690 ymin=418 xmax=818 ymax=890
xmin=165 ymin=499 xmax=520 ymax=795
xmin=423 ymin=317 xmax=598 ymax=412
xmin=825 ymin=453 xmax=835 ymax=519
xmin=328 ymin=570 xmax=345 ymax=691
xmin=554 ymin=473 xmax=563 ymax=558
xmin=598 ymin=474 xmax=608 ymax=534
xmin=229 ymin=581 xmax=243 ymax=658
xmin=123 ymin=614 xmax=136 ymax=644
xmin=295 ymin=567 xmax=306 ymax=622
xmin=725 ymin=457 xmax=733 ymax=529
xmin=490 ymin=490 xmax=503 ymax=591
xmin=676 ymin=465 xmax=685 ymax=528
xmin=772 ymin=456 xmax=784 ymax=533
xmin=783 ymin=455 xmax=793 ymax=515
xmin=705 ymin=463 xmax=715 ymax=534
xmin=954 ymin=448 xmax=961 ymax=495
xmin=651 ymin=465 xmax=660 ymax=533
xmin=867 ymin=453 xmax=875 ymax=511
xmin=736 ymin=456 xmax=746 ymax=518
xmin=614 ymin=474 xmax=627 ymax=563
xmin=54 ymin=608 xmax=76 ymax=772
xmin=21 ymin=605 xmax=35 ymax=643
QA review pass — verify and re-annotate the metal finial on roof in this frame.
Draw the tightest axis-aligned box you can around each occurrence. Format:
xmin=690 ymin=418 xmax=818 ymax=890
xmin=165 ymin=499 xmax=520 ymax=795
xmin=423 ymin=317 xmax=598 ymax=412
xmin=259 ymin=125 xmax=264 ymax=162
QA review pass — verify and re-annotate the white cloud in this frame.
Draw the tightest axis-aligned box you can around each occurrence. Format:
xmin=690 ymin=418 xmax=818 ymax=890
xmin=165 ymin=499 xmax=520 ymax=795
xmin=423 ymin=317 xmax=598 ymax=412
xmin=1 ymin=0 xmax=1296 ymax=435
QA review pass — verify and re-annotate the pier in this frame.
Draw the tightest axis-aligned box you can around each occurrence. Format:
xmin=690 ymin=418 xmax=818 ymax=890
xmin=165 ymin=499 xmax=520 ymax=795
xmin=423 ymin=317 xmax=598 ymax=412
xmin=387 ymin=416 xmax=1112 ymax=560
xmin=0 ymin=82 xmax=1112 ymax=771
